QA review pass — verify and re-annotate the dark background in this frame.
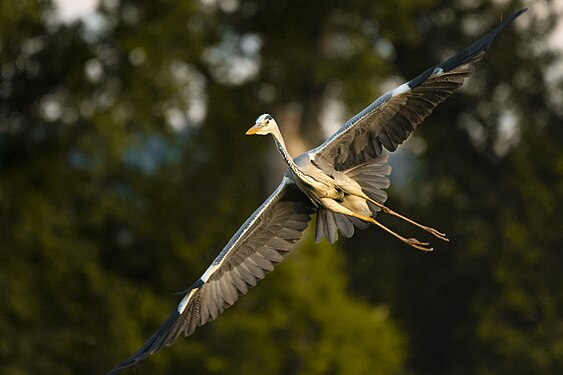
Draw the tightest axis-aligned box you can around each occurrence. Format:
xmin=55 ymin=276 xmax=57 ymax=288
xmin=1 ymin=0 xmax=562 ymax=374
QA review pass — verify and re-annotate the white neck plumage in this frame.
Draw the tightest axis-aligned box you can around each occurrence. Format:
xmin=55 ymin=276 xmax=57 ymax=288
xmin=270 ymin=126 xmax=307 ymax=180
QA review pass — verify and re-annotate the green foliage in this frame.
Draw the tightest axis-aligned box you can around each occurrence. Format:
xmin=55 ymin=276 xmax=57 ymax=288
xmin=1 ymin=0 xmax=562 ymax=374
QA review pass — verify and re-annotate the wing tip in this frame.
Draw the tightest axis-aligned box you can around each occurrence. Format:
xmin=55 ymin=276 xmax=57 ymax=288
xmin=107 ymin=310 xmax=182 ymax=375
xmin=439 ymin=8 xmax=527 ymax=73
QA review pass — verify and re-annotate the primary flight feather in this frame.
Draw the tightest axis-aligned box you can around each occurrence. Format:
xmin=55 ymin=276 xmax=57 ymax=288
xmin=109 ymin=8 xmax=526 ymax=373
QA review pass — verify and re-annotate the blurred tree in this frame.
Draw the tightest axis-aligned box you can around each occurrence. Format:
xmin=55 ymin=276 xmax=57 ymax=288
xmin=1 ymin=0 xmax=561 ymax=374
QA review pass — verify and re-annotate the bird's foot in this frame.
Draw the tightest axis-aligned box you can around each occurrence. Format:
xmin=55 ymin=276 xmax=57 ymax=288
xmin=404 ymin=237 xmax=433 ymax=252
xmin=420 ymin=225 xmax=449 ymax=242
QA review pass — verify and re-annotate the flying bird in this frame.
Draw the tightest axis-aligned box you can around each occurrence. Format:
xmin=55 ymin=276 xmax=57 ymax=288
xmin=109 ymin=8 xmax=526 ymax=373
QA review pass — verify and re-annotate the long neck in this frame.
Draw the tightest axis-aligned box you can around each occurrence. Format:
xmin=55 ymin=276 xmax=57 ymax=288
xmin=270 ymin=127 xmax=306 ymax=179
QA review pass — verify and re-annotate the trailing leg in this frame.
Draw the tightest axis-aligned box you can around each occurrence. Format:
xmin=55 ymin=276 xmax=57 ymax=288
xmin=348 ymin=212 xmax=433 ymax=252
xmin=319 ymin=197 xmax=433 ymax=252
xmin=363 ymin=195 xmax=449 ymax=242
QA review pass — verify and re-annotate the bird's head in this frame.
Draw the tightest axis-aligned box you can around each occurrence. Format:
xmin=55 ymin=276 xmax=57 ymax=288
xmin=246 ymin=114 xmax=277 ymax=136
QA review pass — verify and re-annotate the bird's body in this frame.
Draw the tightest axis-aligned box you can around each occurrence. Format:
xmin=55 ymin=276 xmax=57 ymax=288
xmin=289 ymin=150 xmax=370 ymax=216
xmin=250 ymin=116 xmax=395 ymax=245
xmin=109 ymin=9 xmax=527 ymax=374
xmin=294 ymin=158 xmax=374 ymax=230
xmin=270 ymin=115 xmax=438 ymax=248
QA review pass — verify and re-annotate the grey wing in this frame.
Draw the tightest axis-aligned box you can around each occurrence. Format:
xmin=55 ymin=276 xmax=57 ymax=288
xmin=108 ymin=178 xmax=315 ymax=374
xmin=311 ymin=9 xmax=526 ymax=171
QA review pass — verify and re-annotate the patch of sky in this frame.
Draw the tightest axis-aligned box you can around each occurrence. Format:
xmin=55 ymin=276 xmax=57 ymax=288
xmin=122 ymin=134 xmax=183 ymax=174
xmin=68 ymin=134 xmax=184 ymax=174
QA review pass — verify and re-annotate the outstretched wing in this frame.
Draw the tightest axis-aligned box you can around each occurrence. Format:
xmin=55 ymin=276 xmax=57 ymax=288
xmin=311 ymin=9 xmax=526 ymax=171
xmin=109 ymin=178 xmax=315 ymax=374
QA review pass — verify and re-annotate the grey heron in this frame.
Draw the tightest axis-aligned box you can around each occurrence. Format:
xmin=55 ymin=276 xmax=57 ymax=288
xmin=109 ymin=8 xmax=526 ymax=373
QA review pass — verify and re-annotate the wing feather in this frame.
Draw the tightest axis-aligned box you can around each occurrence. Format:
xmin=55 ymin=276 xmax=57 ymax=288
xmin=249 ymin=252 xmax=275 ymax=272
xmin=237 ymin=262 xmax=258 ymax=286
xmin=257 ymin=245 xmax=284 ymax=263
xmin=229 ymin=268 xmax=249 ymax=294
xmin=109 ymin=178 xmax=314 ymax=374
xmin=311 ymin=9 xmax=526 ymax=171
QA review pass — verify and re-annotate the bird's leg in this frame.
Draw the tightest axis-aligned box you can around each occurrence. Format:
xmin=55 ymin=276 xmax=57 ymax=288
xmin=349 ymin=212 xmax=433 ymax=252
xmin=364 ymin=196 xmax=449 ymax=242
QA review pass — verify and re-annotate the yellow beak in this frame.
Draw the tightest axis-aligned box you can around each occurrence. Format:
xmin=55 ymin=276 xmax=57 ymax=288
xmin=245 ymin=122 xmax=262 ymax=135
